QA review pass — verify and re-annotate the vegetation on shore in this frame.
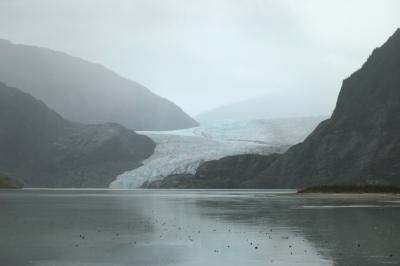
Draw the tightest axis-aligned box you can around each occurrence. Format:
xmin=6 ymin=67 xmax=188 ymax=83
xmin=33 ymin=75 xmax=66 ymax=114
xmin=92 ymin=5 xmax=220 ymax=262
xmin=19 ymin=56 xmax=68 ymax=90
xmin=298 ymin=185 xmax=400 ymax=194
xmin=0 ymin=174 xmax=22 ymax=189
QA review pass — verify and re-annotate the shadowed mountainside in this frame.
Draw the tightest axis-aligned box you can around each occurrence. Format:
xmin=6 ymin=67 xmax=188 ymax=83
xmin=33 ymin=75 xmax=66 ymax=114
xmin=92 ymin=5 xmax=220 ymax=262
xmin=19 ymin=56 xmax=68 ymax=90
xmin=0 ymin=39 xmax=198 ymax=131
xmin=0 ymin=82 xmax=155 ymax=187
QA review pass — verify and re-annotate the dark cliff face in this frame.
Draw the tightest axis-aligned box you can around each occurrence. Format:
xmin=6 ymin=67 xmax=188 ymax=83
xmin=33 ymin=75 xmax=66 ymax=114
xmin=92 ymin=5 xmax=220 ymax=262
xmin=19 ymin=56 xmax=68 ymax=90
xmin=250 ymin=28 xmax=400 ymax=188
xmin=0 ymin=82 xmax=156 ymax=187
xmin=158 ymin=29 xmax=400 ymax=189
xmin=0 ymin=39 xmax=198 ymax=131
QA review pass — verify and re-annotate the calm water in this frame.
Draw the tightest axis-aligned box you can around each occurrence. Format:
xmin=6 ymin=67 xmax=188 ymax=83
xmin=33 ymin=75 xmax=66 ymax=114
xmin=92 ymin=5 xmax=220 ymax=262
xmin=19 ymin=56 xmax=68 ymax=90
xmin=1 ymin=189 xmax=399 ymax=266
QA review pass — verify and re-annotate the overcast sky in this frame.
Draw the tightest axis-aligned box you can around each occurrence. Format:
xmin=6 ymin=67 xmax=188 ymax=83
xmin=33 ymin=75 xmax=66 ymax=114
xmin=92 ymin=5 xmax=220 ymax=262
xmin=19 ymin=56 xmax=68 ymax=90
xmin=0 ymin=0 xmax=399 ymax=116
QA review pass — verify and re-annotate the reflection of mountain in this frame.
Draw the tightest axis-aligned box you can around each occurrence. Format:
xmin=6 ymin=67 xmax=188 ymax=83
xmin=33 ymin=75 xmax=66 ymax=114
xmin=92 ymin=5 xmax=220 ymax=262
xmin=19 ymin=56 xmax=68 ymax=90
xmin=0 ymin=39 xmax=198 ymax=130
xmin=2 ymin=190 xmax=398 ymax=265
xmin=294 ymin=202 xmax=400 ymax=266
xmin=193 ymin=193 xmax=400 ymax=266
xmin=110 ymin=117 xmax=324 ymax=188
xmin=0 ymin=190 xmax=331 ymax=266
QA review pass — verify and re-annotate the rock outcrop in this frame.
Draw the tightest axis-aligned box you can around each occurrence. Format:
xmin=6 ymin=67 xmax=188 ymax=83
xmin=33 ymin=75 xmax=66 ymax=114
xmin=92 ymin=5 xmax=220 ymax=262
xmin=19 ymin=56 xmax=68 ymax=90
xmin=0 ymin=39 xmax=198 ymax=130
xmin=0 ymin=82 xmax=156 ymax=187
xmin=143 ymin=154 xmax=280 ymax=188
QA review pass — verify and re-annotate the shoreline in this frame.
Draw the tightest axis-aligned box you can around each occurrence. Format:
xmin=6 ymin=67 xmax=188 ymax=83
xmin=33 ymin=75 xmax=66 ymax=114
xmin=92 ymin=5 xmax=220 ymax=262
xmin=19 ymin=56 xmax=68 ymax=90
xmin=298 ymin=185 xmax=400 ymax=194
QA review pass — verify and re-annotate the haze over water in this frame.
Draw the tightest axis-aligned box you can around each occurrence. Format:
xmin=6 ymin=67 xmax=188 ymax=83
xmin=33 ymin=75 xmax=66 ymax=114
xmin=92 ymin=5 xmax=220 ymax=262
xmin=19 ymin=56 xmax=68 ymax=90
xmin=1 ymin=189 xmax=399 ymax=266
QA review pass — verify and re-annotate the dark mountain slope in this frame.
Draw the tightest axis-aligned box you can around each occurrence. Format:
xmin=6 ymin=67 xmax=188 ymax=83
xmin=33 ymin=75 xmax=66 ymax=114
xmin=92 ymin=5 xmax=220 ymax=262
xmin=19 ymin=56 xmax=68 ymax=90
xmin=159 ymin=28 xmax=400 ymax=189
xmin=251 ymin=28 xmax=400 ymax=188
xmin=0 ymin=39 xmax=198 ymax=130
xmin=0 ymin=82 xmax=155 ymax=187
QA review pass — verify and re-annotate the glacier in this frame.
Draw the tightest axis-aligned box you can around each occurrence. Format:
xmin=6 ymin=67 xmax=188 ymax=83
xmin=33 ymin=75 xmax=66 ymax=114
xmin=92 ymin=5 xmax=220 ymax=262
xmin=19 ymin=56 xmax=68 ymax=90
xmin=110 ymin=117 xmax=326 ymax=188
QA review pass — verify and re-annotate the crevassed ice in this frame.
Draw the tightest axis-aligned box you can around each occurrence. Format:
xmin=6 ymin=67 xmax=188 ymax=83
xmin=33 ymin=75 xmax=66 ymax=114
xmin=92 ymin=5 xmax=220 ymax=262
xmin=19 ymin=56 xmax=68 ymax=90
xmin=110 ymin=117 xmax=325 ymax=188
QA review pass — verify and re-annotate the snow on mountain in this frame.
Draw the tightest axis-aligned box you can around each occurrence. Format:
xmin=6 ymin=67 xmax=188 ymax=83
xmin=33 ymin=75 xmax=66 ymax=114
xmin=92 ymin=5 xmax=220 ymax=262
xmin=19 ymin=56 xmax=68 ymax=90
xmin=109 ymin=117 xmax=326 ymax=188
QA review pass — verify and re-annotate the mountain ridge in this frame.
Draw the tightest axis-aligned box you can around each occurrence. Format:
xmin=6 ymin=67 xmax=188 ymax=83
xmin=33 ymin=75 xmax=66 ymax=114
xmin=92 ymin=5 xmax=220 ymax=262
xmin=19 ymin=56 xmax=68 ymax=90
xmin=0 ymin=39 xmax=198 ymax=130
xmin=0 ymin=82 xmax=156 ymax=187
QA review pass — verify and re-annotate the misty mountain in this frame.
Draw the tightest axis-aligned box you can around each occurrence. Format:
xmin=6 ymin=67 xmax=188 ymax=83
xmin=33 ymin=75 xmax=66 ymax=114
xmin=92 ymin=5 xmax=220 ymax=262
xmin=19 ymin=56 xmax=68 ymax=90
xmin=0 ymin=39 xmax=198 ymax=131
xmin=156 ymin=28 xmax=400 ymax=188
xmin=196 ymin=92 xmax=330 ymax=122
xmin=0 ymin=82 xmax=155 ymax=187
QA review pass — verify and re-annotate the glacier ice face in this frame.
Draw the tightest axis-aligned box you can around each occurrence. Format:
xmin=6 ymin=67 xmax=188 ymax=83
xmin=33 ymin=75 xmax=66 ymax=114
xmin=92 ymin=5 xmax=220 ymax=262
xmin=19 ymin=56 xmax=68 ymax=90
xmin=110 ymin=117 xmax=326 ymax=188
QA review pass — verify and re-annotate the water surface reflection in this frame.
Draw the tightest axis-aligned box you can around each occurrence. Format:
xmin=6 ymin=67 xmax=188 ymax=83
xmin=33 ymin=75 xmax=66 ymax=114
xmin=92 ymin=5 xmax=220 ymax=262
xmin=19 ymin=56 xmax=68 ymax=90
xmin=0 ymin=189 xmax=398 ymax=265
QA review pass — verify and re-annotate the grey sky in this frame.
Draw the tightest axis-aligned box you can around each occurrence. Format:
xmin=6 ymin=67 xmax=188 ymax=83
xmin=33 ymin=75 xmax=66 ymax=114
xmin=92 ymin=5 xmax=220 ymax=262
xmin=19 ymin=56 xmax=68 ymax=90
xmin=0 ymin=0 xmax=399 ymax=116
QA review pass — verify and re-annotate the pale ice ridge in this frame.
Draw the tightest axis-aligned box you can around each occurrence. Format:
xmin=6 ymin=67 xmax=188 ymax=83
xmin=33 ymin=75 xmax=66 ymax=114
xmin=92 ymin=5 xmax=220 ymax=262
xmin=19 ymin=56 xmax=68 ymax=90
xmin=110 ymin=117 xmax=326 ymax=189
